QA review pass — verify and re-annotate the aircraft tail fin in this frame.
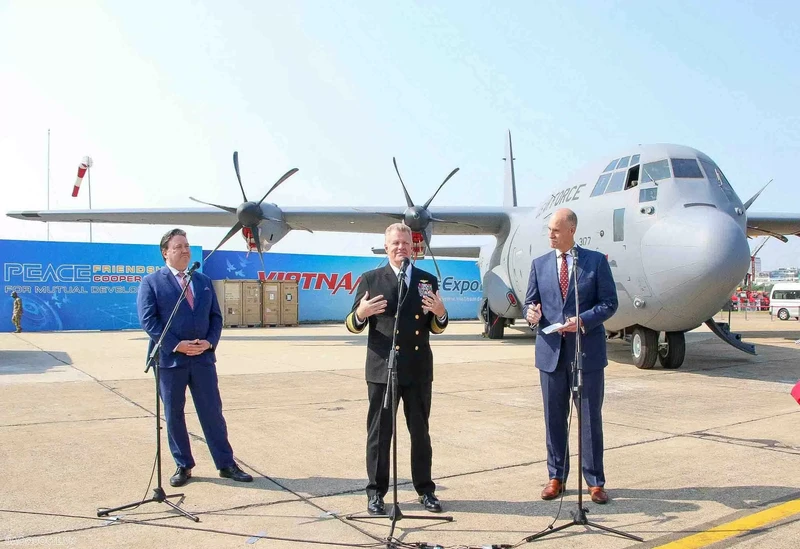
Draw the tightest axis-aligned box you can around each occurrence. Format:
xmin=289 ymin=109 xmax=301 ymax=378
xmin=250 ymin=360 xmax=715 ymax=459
xmin=503 ymin=130 xmax=518 ymax=207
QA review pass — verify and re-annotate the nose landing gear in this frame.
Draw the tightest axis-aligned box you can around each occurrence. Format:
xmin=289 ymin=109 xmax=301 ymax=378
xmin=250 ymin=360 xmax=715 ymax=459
xmin=630 ymin=327 xmax=685 ymax=369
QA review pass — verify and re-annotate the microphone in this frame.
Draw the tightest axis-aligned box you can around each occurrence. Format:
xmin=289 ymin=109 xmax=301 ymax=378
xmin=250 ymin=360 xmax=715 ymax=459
xmin=188 ymin=261 xmax=201 ymax=274
xmin=399 ymin=257 xmax=410 ymax=278
xmin=572 ymin=245 xmax=579 ymax=260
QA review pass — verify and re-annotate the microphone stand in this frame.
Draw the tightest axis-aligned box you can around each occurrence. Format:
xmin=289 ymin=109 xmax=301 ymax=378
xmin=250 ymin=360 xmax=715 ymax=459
xmin=525 ymin=248 xmax=641 ymax=543
xmin=346 ymin=262 xmax=453 ymax=545
xmin=97 ymin=263 xmax=201 ymax=522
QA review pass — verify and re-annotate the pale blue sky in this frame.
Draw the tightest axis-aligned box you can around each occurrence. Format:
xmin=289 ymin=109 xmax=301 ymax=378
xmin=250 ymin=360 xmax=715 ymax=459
xmin=1 ymin=0 xmax=798 ymax=270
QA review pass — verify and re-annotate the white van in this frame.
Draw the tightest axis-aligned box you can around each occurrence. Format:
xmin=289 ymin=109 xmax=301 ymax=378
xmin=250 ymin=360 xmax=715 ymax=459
xmin=769 ymin=282 xmax=800 ymax=321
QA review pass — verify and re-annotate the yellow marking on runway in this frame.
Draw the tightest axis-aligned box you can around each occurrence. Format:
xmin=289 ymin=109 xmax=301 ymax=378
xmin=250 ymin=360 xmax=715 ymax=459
xmin=655 ymin=499 xmax=800 ymax=548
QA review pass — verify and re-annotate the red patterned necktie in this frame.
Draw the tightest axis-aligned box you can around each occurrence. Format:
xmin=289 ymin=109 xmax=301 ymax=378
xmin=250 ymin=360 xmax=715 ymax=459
xmin=559 ymin=252 xmax=569 ymax=299
xmin=179 ymin=272 xmax=195 ymax=309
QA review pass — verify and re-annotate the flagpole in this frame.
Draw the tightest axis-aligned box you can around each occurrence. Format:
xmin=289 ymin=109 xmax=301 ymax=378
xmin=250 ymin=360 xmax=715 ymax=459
xmin=46 ymin=129 xmax=50 ymax=241
xmin=87 ymin=162 xmax=93 ymax=243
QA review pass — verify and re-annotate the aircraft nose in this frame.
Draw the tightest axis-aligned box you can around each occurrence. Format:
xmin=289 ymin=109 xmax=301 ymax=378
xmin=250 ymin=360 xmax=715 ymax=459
xmin=641 ymin=207 xmax=750 ymax=322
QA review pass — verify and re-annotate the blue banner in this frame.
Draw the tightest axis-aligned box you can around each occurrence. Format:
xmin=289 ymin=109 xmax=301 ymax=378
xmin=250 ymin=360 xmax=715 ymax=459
xmin=1 ymin=240 xmax=483 ymax=332
xmin=201 ymin=251 xmax=482 ymax=321
xmin=1 ymin=240 xmax=200 ymax=332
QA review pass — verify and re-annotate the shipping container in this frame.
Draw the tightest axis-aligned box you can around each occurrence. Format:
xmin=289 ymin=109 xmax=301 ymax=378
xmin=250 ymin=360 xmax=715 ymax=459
xmin=262 ymin=282 xmax=281 ymax=325
xmin=281 ymin=281 xmax=299 ymax=326
xmin=212 ymin=280 xmax=242 ymax=327
xmin=242 ymin=281 xmax=262 ymax=326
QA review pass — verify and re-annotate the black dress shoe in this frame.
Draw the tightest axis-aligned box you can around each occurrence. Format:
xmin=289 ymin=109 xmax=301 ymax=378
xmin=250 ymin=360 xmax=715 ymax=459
xmin=219 ymin=463 xmax=253 ymax=482
xmin=419 ymin=492 xmax=442 ymax=513
xmin=170 ymin=467 xmax=192 ymax=487
xmin=367 ymin=494 xmax=385 ymax=515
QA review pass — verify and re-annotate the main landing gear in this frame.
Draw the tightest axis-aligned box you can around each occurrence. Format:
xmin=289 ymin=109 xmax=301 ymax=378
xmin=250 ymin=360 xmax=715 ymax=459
xmin=630 ymin=327 xmax=686 ymax=369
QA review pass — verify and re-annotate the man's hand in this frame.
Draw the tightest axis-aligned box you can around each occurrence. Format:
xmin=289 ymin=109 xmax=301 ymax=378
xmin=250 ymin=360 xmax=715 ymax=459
xmin=526 ymin=303 xmax=542 ymax=325
xmin=176 ymin=339 xmax=211 ymax=356
xmin=422 ymin=290 xmax=446 ymax=317
xmin=356 ymin=291 xmax=387 ymax=320
xmin=557 ymin=317 xmax=578 ymax=333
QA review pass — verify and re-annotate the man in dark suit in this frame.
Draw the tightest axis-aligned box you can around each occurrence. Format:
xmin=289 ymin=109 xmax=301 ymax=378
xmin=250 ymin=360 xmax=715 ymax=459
xmin=346 ymin=223 xmax=448 ymax=515
xmin=137 ymin=228 xmax=252 ymax=487
xmin=523 ymin=208 xmax=618 ymax=504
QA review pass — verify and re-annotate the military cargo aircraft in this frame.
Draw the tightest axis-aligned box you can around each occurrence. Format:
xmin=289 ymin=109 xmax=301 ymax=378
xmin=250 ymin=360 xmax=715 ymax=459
xmin=8 ymin=134 xmax=800 ymax=369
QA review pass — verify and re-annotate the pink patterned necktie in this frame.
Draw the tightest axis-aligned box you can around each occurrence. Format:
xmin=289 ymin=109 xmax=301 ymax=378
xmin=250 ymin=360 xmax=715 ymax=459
xmin=559 ymin=253 xmax=569 ymax=299
xmin=179 ymin=272 xmax=195 ymax=309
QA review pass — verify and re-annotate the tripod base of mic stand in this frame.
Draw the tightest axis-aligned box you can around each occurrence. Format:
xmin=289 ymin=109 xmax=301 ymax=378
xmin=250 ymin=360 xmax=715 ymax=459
xmin=97 ymin=487 xmax=200 ymax=522
xmin=525 ymin=506 xmax=642 ymax=543
xmin=347 ymin=505 xmax=454 ymax=542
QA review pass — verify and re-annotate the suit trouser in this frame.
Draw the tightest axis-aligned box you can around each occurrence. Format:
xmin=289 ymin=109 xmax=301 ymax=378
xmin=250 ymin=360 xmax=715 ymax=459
xmin=539 ymin=342 xmax=605 ymax=487
xmin=366 ymin=381 xmax=435 ymax=497
xmin=159 ymin=364 xmax=235 ymax=470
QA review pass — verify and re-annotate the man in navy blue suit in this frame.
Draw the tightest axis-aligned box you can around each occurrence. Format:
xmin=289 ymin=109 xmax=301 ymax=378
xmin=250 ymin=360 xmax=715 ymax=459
xmin=524 ymin=208 xmax=618 ymax=504
xmin=137 ymin=228 xmax=252 ymax=487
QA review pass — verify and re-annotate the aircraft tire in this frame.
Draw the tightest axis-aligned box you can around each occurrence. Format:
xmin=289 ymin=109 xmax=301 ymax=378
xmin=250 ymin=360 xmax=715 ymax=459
xmin=483 ymin=303 xmax=505 ymax=339
xmin=777 ymin=308 xmax=790 ymax=321
xmin=658 ymin=332 xmax=685 ymax=369
xmin=631 ymin=326 xmax=658 ymax=369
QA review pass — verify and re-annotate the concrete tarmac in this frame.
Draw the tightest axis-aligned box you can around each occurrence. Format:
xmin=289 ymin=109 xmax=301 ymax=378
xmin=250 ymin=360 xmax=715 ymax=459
xmin=1 ymin=311 xmax=799 ymax=548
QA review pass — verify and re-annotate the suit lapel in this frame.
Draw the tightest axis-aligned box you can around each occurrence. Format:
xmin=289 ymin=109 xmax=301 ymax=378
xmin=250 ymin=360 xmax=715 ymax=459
xmin=544 ymin=251 xmax=563 ymax=306
xmin=575 ymin=246 xmax=588 ymax=285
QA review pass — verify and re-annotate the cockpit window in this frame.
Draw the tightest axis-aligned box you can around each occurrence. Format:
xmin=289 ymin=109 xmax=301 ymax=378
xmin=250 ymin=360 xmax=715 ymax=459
xmin=641 ymin=159 xmax=671 ymax=183
xmin=630 ymin=154 xmax=640 ymax=166
xmin=616 ymin=156 xmax=631 ymax=169
xmin=699 ymin=158 xmax=739 ymax=204
xmin=671 ymin=158 xmax=703 ymax=178
xmin=604 ymin=171 xmax=627 ymax=194
xmin=590 ymin=173 xmax=612 ymax=197
xmin=603 ymin=159 xmax=619 ymax=172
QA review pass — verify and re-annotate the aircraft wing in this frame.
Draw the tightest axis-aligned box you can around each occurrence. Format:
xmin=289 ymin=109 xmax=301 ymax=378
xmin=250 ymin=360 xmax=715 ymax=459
xmin=6 ymin=207 xmax=237 ymax=227
xmin=746 ymin=212 xmax=800 ymax=239
xmin=6 ymin=206 xmax=515 ymax=236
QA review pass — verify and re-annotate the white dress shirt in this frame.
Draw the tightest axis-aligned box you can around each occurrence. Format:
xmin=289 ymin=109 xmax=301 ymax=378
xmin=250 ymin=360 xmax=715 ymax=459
xmin=555 ymin=248 xmax=574 ymax=279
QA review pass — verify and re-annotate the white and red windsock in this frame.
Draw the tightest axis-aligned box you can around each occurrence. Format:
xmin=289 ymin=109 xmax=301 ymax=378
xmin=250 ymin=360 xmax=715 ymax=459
xmin=72 ymin=156 xmax=93 ymax=197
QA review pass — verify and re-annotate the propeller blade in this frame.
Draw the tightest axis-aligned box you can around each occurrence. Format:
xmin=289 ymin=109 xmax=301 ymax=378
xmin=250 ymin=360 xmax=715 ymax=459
xmin=429 ymin=217 xmax=482 ymax=230
xmin=189 ymin=197 xmax=237 ymax=214
xmin=421 ymin=231 xmax=441 ymax=281
xmin=743 ymin=179 xmax=773 ymax=211
xmin=352 ymin=208 xmax=405 ymax=223
xmin=203 ymin=221 xmax=243 ymax=263
xmin=423 ymin=167 xmax=459 ymax=209
xmin=392 ymin=157 xmax=415 ymax=208
xmin=250 ymin=225 xmax=267 ymax=276
xmin=233 ymin=151 xmax=248 ymax=202
xmin=257 ymin=168 xmax=300 ymax=205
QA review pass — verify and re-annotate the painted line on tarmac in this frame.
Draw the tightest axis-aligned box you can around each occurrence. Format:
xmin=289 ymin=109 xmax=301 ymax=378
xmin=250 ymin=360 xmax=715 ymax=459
xmin=654 ymin=498 xmax=800 ymax=548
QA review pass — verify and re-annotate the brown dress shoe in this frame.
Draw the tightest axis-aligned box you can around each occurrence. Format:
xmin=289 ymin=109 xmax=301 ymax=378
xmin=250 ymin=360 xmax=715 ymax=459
xmin=588 ymin=486 xmax=609 ymax=504
xmin=541 ymin=479 xmax=564 ymax=500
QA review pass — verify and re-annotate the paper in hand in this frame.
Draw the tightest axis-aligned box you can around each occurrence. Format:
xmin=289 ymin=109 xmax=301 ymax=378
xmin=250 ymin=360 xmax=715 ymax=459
xmin=541 ymin=322 xmax=565 ymax=335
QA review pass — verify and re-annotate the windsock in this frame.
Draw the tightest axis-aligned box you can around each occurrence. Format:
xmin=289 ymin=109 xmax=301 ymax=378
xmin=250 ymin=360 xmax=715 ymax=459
xmin=72 ymin=156 xmax=93 ymax=197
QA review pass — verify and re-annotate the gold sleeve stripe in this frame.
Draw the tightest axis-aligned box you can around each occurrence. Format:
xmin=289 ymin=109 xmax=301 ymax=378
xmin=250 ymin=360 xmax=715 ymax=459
xmin=430 ymin=316 xmax=446 ymax=334
xmin=345 ymin=312 xmax=366 ymax=334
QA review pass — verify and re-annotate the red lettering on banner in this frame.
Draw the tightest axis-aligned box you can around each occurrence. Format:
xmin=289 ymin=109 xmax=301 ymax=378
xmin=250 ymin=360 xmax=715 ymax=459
xmin=315 ymin=273 xmax=337 ymax=290
xmin=300 ymin=272 xmax=316 ymax=290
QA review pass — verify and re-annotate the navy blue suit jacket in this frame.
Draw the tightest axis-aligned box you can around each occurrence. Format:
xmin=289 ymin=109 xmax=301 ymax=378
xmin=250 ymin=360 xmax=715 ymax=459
xmin=523 ymin=247 xmax=618 ymax=373
xmin=137 ymin=267 xmax=223 ymax=369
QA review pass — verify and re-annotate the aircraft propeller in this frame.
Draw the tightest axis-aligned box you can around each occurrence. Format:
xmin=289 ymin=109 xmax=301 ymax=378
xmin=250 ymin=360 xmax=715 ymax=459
xmin=191 ymin=151 xmax=299 ymax=274
xmin=384 ymin=157 xmax=479 ymax=280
